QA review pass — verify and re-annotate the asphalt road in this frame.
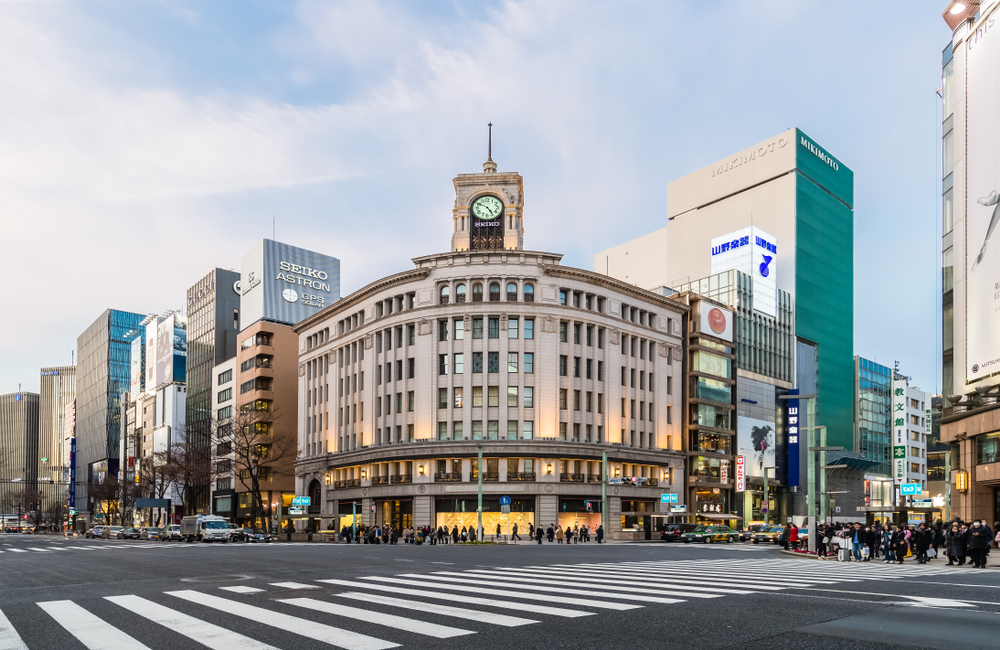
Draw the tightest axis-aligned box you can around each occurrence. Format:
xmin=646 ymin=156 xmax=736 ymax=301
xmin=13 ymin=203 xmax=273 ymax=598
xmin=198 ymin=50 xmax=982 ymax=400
xmin=1 ymin=533 xmax=998 ymax=650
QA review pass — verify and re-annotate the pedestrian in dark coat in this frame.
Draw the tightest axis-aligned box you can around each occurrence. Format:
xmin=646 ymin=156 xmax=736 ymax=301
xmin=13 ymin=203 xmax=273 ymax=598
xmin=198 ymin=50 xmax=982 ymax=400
xmin=596 ymin=525 xmax=604 ymax=543
xmin=913 ymin=524 xmax=932 ymax=564
xmin=451 ymin=526 xmax=459 ymax=544
xmin=968 ymin=520 xmax=992 ymax=568
xmin=535 ymin=526 xmax=543 ymax=544
xmin=946 ymin=522 xmax=965 ymax=565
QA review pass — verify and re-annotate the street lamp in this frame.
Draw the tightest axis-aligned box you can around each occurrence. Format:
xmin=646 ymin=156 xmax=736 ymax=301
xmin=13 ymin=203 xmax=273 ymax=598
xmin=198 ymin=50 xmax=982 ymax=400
xmin=955 ymin=469 xmax=969 ymax=493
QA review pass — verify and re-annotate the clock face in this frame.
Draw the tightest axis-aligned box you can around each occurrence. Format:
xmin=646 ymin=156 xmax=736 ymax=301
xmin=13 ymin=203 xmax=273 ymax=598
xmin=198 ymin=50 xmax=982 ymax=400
xmin=472 ymin=195 xmax=504 ymax=221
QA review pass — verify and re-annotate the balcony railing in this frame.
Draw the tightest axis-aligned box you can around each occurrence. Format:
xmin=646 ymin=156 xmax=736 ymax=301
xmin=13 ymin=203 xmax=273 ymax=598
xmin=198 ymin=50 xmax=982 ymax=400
xmin=489 ymin=292 xmax=501 ymax=302
xmin=691 ymin=475 xmax=726 ymax=484
xmin=333 ymin=480 xmax=347 ymax=489
xmin=440 ymin=295 xmax=449 ymax=304
xmin=371 ymin=476 xmax=389 ymax=485
xmin=645 ymin=478 xmax=659 ymax=487
xmin=456 ymin=294 xmax=466 ymax=303
xmin=472 ymin=293 xmax=483 ymax=302
xmin=560 ymin=473 xmax=585 ymax=483
xmin=507 ymin=472 xmax=536 ymax=481
xmin=523 ymin=293 xmax=534 ymax=302
xmin=345 ymin=478 xmax=361 ymax=488
xmin=507 ymin=292 xmax=518 ymax=302
xmin=391 ymin=474 xmax=412 ymax=484
xmin=483 ymin=472 xmax=499 ymax=482
xmin=587 ymin=474 xmax=602 ymax=483
xmin=434 ymin=472 xmax=462 ymax=483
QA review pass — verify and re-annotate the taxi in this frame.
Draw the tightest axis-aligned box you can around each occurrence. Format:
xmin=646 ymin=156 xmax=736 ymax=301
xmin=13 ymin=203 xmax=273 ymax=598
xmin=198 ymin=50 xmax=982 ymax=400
xmin=751 ymin=524 xmax=785 ymax=544
xmin=682 ymin=525 xmax=738 ymax=544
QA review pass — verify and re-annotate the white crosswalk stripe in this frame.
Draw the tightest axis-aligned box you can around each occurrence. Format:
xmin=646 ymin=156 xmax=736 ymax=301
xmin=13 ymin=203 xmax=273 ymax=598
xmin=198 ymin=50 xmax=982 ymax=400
xmin=104 ymin=595 xmax=279 ymax=650
xmin=37 ymin=600 xmax=153 ymax=650
xmin=0 ymin=556 xmax=972 ymax=649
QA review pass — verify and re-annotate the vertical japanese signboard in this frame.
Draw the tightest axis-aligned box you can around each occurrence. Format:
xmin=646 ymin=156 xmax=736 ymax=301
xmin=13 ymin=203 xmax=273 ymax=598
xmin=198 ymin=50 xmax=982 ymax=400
xmin=735 ymin=456 xmax=746 ymax=492
xmin=892 ymin=379 xmax=907 ymax=485
xmin=786 ymin=390 xmax=800 ymax=486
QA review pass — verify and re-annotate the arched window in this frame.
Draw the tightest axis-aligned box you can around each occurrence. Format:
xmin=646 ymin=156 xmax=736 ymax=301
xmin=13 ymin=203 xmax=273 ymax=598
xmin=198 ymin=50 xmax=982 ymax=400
xmin=524 ymin=283 xmax=534 ymax=302
xmin=472 ymin=283 xmax=483 ymax=302
xmin=506 ymin=282 xmax=518 ymax=301
xmin=439 ymin=286 xmax=450 ymax=304
xmin=308 ymin=480 xmax=321 ymax=514
xmin=489 ymin=282 xmax=501 ymax=302
xmin=455 ymin=284 xmax=466 ymax=303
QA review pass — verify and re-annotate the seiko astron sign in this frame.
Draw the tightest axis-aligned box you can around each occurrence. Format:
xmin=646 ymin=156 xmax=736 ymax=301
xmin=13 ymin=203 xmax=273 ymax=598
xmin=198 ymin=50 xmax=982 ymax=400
xmin=240 ymin=239 xmax=341 ymax=327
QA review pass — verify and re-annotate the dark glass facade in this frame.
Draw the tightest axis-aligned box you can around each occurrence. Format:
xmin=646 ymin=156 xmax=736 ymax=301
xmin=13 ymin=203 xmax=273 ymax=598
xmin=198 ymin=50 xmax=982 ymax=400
xmin=186 ymin=269 xmax=241 ymax=512
xmin=854 ymin=356 xmax=891 ymax=476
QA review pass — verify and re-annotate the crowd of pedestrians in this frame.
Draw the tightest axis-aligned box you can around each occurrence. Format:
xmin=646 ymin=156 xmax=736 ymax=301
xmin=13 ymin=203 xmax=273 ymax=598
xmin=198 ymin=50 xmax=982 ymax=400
xmin=337 ymin=521 xmax=605 ymax=545
xmin=794 ymin=518 xmax=998 ymax=567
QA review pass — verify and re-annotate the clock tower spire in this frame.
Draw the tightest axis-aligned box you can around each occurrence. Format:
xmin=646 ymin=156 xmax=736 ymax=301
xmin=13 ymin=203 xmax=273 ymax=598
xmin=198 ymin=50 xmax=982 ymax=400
xmin=451 ymin=124 xmax=523 ymax=252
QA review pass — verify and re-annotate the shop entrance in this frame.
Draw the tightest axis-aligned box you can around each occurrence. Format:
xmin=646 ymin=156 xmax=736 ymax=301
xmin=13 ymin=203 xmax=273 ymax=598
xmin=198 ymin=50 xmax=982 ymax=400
xmin=435 ymin=496 xmax=534 ymax=537
xmin=375 ymin=499 xmax=412 ymax=531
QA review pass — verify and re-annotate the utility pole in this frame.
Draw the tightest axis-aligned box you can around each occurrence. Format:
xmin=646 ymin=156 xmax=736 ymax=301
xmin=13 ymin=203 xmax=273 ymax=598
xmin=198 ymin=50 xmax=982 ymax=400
xmin=601 ymin=451 xmax=608 ymax=534
xmin=476 ymin=444 xmax=483 ymax=542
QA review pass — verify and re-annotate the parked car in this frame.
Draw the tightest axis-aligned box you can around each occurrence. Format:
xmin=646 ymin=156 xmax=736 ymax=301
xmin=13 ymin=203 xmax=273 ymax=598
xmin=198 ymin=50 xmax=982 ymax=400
xmin=739 ymin=524 xmax=764 ymax=541
xmin=682 ymin=525 xmax=738 ymax=544
xmin=84 ymin=526 xmax=105 ymax=539
xmin=139 ymin=527 xmax=160 ymax=540
xmin=751 ymin=524 xmax=785 ymax=544
xmin=103 ymin=526 xmax=124 ymax=539
xmin=241 ymin=528 xmax=272 ymax=543
xmin=117 ymin=527 xmax=142 ymax=540
xmin=660 ymin=524 xmax=698 ymax=542
xmin=228 ymin=523 xmax=242 ymax=542
xmin=158 ymin=524 xmax=182 ymax=541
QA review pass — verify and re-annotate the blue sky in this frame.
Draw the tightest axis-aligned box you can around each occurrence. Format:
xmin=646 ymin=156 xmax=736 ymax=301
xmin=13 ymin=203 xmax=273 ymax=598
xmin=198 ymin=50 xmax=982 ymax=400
xmin=0 ymin=0 xmax=948 ymax=394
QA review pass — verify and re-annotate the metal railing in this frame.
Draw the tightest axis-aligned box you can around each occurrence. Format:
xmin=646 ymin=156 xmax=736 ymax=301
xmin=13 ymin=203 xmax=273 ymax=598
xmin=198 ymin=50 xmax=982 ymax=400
xmin=560 ymin=473 xmax=585 ymax=483
xmin=434 ymin=472 xmax=462 ymax=482
xmin=507 ymin=472 xmax=536 ymax=481
xmin=371 ymin=476 xmax=389 ymax=485
xmin=391 ymin=474 xmax=412 ymax=484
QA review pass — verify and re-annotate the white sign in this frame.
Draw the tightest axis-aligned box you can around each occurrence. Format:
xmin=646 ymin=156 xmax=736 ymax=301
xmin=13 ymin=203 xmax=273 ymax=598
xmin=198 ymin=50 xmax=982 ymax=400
xmin=697 ymin=303 xmax=733 ymax=342
xmin=720 ymin=459 xmax=729 ymax=484
xmin=737 ymin=416 xmax=776 ymax=478
xmin=966 ymin=10 xmax=1000 ymax=385
xmin=710 ymin=226 xmax=778 ymax=317
xmin=735 ymin=456 xmax=746 ymax=492
xmin=892 ymin=378 xmax=908 ymax=485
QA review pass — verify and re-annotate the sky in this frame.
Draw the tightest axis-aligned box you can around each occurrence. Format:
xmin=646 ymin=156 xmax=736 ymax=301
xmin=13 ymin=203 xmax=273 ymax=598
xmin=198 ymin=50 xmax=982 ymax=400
xmin=0 ymin=0 xmax=949 ymax=395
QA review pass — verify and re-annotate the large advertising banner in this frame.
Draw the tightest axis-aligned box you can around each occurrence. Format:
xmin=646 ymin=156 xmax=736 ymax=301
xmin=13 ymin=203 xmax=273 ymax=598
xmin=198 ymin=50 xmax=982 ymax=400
xmin=737 ymin=416 xmax=776 ymax=478
xmin=786 ymin=390 xmax=800 ymax=487
xmin=130 ymin=336 xmax=143 ymax=396
xmin=892 ymin=379 xmax=908 ymax=485
xmin=710 ymin=225 xmax=778 ymax=317
xmin=155 ymin=315 xmax=188 ymax=386
xmin=145 ymin=320 xmax=158 ymax=395
xmin=172 ymin=315 xmax=187 ymax=383
xmin=966 ymin=10 xmax=1000 ymax=385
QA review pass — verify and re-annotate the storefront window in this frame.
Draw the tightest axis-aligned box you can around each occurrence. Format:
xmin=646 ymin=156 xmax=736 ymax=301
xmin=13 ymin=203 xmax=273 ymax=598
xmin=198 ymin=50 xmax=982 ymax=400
xmin=694 ymin=377 xmax=731 ymax=403
xmin=691 ymin=351 xmax=731 ymax=378
xmin=693 ymin=403 xmax=731 ymax=429
xmin=976 ymin=432 xmax=1000 ymax=465
xmin=695 ymin=488 xmax=728 ymax=515
xmin=694 ymin=432 xmax=732 ymax=454
xmin=435 ymin=497 xmax=534 ymax=533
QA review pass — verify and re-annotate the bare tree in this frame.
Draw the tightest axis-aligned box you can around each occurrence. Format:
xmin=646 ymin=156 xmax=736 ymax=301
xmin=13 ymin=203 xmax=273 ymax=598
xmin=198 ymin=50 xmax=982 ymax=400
xmin=89 ymin=477 xmax=122 ymax=526
xmin=212 ymin=407 xmax=294 ymax=530
xmin=137 ymin=446 xmax=184 ymax=526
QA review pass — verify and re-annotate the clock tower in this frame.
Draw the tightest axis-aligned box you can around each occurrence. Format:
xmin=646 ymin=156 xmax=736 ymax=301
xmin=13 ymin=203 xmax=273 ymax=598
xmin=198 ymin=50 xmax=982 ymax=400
xmin=450 ymin=134 xmax=524 ymax=253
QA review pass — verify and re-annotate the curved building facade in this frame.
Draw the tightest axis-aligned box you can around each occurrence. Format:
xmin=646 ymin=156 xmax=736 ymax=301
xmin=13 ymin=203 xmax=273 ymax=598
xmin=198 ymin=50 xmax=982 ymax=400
xmin=293 ymin=160 xmax=688 ymax=539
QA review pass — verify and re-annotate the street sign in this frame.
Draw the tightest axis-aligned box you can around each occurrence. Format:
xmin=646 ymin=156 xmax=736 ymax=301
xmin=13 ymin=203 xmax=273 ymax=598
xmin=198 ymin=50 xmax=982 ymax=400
xmin=136 ymin=498 xmax=170 ymax=509
xmin=370 ymin=505 xmax=376 ymax=514
xmin=900 ymin=483 xmax=922 ymax=496
xmin=499 ymin=496 xmax=511 ymax=506
xmin=501 ymin=505 xmax=510 ymax=515
xmin=669 ymin=504 xmax=687 ymax=513
xmin=761 ymin=500 xmax=769 ymax=514
xmin=660 ymin=493 xmax=678 ymax=504
xmin=292 ymin=496 xmax=311 ymax=506
xmin=288 ymin=507 xmax=304 ymax=516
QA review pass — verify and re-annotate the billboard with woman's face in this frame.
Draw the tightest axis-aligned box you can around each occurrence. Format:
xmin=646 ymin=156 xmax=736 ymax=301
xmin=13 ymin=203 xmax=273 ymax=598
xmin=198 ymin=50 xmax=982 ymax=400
xmin=738 ymin=416 xmax=775 ymax=478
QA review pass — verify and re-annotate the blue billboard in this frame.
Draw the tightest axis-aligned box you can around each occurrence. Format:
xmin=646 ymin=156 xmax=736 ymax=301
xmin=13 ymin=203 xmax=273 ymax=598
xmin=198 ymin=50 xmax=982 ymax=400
xmin=786 ymin=390 xmax=800 ymax=487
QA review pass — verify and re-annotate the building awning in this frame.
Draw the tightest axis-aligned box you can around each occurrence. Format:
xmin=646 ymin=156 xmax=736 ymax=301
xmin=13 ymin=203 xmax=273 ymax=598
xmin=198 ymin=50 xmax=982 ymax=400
xmin=696 ymin=513 xmax=743 ymax=521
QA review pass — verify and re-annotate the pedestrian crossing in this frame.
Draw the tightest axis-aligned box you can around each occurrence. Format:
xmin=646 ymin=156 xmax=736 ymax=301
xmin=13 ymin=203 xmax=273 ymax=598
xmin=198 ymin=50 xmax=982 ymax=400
xmin=0 ymin=558 xmax=974 ymax=649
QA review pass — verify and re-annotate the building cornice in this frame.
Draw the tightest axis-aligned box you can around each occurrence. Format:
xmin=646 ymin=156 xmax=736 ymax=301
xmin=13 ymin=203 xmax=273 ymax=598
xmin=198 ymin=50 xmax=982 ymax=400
xmin=543 ymin=265 xmax=691 ymax=313
xmin=293 ymin=268 xmax=430 ymax=333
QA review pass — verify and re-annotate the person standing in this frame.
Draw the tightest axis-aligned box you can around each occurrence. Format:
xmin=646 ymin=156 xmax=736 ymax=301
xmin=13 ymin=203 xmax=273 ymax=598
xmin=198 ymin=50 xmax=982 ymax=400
xmin=789 ymin=524 xmax=799 ymax=551
xmin=883 ymin=526 xmax=896 ymax=564
xmin=946 ymin=522 xmax=964 ymax=565
xmin=547 ymin=524 xmax=555 ymax=543
xmin=536 ymin=525 xmax=543 ymax=544
xmin=913 ymin=523 xmax=931 ymax=564
xmin=596 ymin=524 xmax=604 ymax=544
xmin=556 ymin=525 xmax=564 ymax=544
xmin=968 ymin=519 xmax=991 ymax=568
xmin=851 ymin=523 xmax=863 ymax=561
xmin=528 ymin=522 xmax=534 ymax=539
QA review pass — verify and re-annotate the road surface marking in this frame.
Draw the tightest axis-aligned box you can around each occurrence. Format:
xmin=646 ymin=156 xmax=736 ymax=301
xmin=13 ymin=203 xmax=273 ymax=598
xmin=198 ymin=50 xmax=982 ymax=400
xmin=333 ymin=592 xmax=536 ymax=627
xmin=393 ymin=574 xmax=643 ymax=610
xmin=219 ymin=586 xmax=265 ymax=594
xmin=105 ymin=595 xmax=279 ymax=650
xmin=165 ymin=590 xmax=398 ymax=650
xmin=0 ymin=609 xmax=27 ymax=650
xmin=37 ymin=600 xmax=153 ymax=650
xmin=268 ymin=582 xmax=319 ymax=590
xmin=279 ymin=598 xmax=474 ymax=638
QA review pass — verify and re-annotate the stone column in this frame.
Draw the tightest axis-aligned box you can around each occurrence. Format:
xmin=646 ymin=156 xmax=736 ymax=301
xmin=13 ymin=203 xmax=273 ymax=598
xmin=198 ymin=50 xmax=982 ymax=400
xmin=414 ymin=495 xmax=432 ymax=529
xmin=537 ymin=493 xmax=558 ymax=530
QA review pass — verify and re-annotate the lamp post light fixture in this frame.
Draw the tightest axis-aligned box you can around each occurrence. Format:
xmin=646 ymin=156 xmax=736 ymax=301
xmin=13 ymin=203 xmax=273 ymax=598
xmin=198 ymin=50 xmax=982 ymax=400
xmin=418 ymin=465 xmax=425 ymax=475
xmin=546 ymin=463 xmax=553 ymax=475
xmin=955 ymin=469 xmax=969 ymax=493
xmin=360 ymin=469 xmax=367 ymax=480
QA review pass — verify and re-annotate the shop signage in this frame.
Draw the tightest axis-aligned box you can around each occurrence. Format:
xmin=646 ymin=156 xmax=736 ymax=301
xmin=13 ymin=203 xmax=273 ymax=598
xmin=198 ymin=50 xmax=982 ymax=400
xmin=660 ymin=493 xmax=678 ymax=504
xmin=670 ymin=504 xmax=687 ymax=513
xmin=608 ymin=477 xmax=649 ymax=486
xmin=912 ymin=499 xmax=932 ymax=507
xmin=292 ymin=496 xmax=311 ymax=506
xmin=288 ymin=507 xmax=304 ymax=516
xmin=700 ymin=503 xmax=723 ymax=513
xmin=892 ymin=379 xmax=907 ymax=485
xmin=735 ymin=457 xmax=746 ymax=492
xmin=786 ymin=390 xmax=800 ymax=486
xmin=720 ymin=460 xmax=729 ymax=484
xmin=900 ymin=483 xmax=922 ymax=496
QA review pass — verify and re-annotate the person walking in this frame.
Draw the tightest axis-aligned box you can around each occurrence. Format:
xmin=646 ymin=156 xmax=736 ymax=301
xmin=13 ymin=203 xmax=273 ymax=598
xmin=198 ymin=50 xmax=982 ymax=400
xmin=496 ymin=523 xmax=502 ymax=542
xmin=596 ymin=524 xmax=604 ymax=544
xmin=528 ymin=522 xmax=534 ymax=540
xmin=511 ymin=523 xmax=521 ymax=541
xmin=789 ymin=523 xmax=799 ymax=551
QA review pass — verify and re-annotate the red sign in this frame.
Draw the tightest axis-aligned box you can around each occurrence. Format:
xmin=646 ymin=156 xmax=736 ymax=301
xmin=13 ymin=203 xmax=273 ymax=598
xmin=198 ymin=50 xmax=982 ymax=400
xmin=735 ymin=456 xmax=746 ymax=492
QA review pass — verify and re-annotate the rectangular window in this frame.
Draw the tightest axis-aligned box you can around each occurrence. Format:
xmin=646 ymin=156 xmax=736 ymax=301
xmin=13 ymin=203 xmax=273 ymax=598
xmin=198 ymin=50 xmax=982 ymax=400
xmin=560 ymin=422 xmax=568 ymax=440
xmin=454 ymin=422 xmax=463 ymax=439
xmin=218 ymin=369 xmax=232 ymax=385
xmin=524 ymin=387 xmax=534 ymax=408
xmin=586 ymin=359 xmax=592 ymax=379
xmin=438 ymin=320 xmax=448 ymax=341
xmin=560 ymin=355 xmax=568 ymax=377
xmin=396 ymin=359 xmax=402 ymax=379
xmin=408 ymin=358 xmax=415 ymax=379
xmin=488 ymin=351 xmax=499 ymax=373
xmin=488 ymin=386 xmax=499 ymax=407
xmin=507 ymin=421 xmax=518 ymax=440
xmin=573 ymin=423 xmax=580 ymax=441
xmin=508 ymin=352 xmax=518 ymax=373
xmin=524 ymin=353 xmax=534 ymax=374
xmin=587 ymin=325 xmax=593 ymax=347
xmin=621 ymin=367 xmax=627 ymax=386
xmin=598 ymin=328 xmax=604 ymax=349
xmin=438 ymin=422 xmax=449 ymax=440
xmin=586 ymin=392 xmax=592 ymax=412
xmin=407 ymin=391 xmax=414 ymax=412
xmin=667 ymin=405 xmax=671 ymax=424
xmin=438 ymin=388 xmax=448 ymax=409
xmin=488 ymin=420 xmax=499 ymax=440
xmin=473 ymin=318 xmax=483 ymax=339
xmin=217 ymin=406 xmax=232 ymax=420
xmin=454 ymin=353 xmax=464 ymax=374
xmin=454 ymin=318 xmax=465 ymax=340
xmin=640 ymin=371 xmax=645 ymax=390
xmin=574 ymin=357 xmax=581 ymax=378
xmin=524 ymin=319 xmax=534 ymax=340
xmin=488 ymin=317 xmax=500 ymax=339
xmin=574 ymin=323 xmax=581 ymax=344
xmin=630 ymin=368 xmax=635 ymax=387
xmin=640 ymin=402 xmax=645 ymax=420
xmin=439 ymin=354 xmax=448 ymax=375
xmin=560 ymin=389 xmax=568 ymax=410
xmin=574 ymin=390 xmax=581 ymax=411
xmin=376 ymin=366 xmax=381 ymax=385
xmin=508 ymin=386 xmax=518 ymax=407
xmin=407 ymin=325 xmax=415 ymax=345
xmin=473 ymin=386 xmax=483 ymax=407
xmin=472 ymin=421 xmax=483 ymax=440
xmin=559 ymin=321 xmax=568 ymax=343
xmin=217 ymin=388 xmax=232 ymax=403
xmin=454 ymin=387 xmax=464 ymax=408
xmin=522 ymin=421 xmax=534 ymax=439
xmin=472 ymin=352 xmax=483 ymax=373
xmin=508 ymin=318 xmax=518 ymax=339
xmin=598 ymin=361 xmax=603 ymax=381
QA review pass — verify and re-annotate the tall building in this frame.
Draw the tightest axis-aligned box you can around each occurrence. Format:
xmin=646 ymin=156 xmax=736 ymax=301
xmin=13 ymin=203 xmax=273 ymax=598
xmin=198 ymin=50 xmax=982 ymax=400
xmin=185 ymin=269 xmax=241 ymax=514
xmin=38 ymin=366 xmax=76 ymax=483
xmin=293 ymin=156 xmax=688 ymax=540
xmin=855 ymin=357 xmax=892 ymax=478
xmin=595 ymin=128 xmax=855 ymax=454
xmin=939 ymin=0 xmax=1000 ymax=524
xmin=75 ymin=309 xmax=146 ymax=522
xmin=0 ymin=392 xmax=40 ymax=484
